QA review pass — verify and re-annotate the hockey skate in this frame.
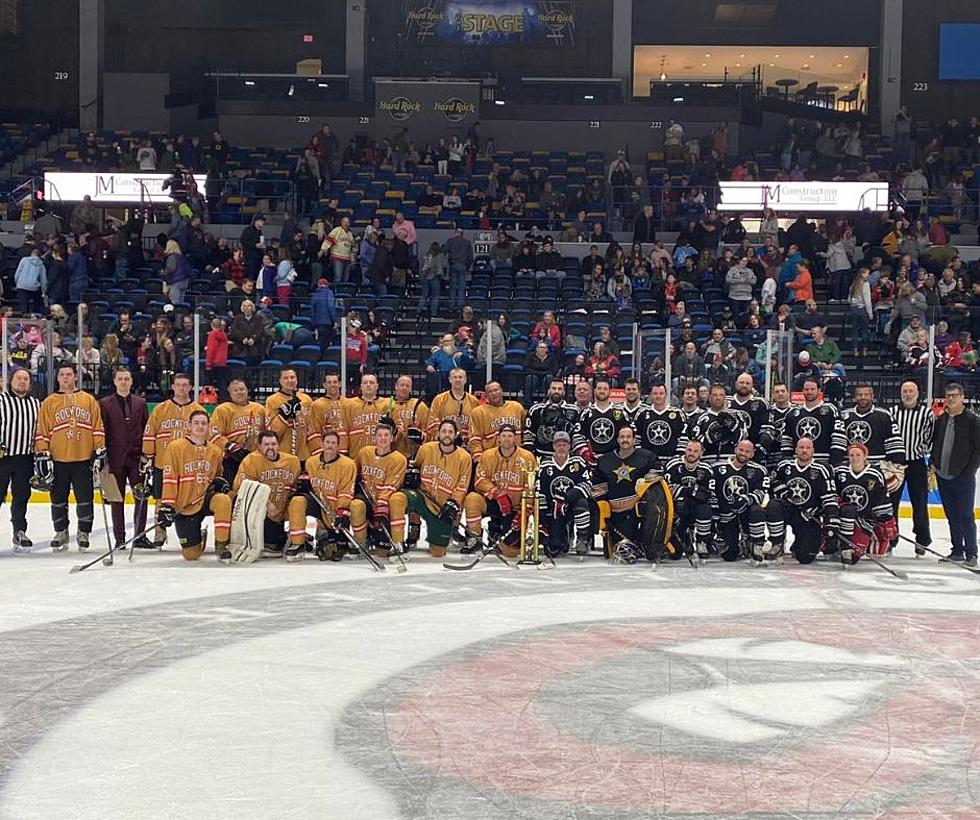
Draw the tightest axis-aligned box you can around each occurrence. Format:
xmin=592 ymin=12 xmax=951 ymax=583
xmin=574 ymin=536 xmax=591 ymax=561
xmin=217 ymin=545 xmax=233 ymax=564
xmin=51 ymin=530 xmax=69 ymax=552
xmin=77 ymin=532 xmax=90 ymax=552
xmin=151 ymin=526 xmax=167 ymax=549
xmin=13 ymin=531 xmax=33 ymax=552
xmin=284 ymin=543 xmax=305 ymax=562
xmin=762 ymin=541 xmax=784 ymax=567
xmin=131 ymin=535 xmax=157 ymax=550
xmin=459 ymin=533 xmax=485 ymax=555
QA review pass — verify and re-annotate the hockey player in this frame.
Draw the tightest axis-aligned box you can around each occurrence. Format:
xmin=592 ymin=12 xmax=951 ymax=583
xmin=836 ymin=384 xmax=905 ymax=468
xmin=308 ymin=372 xmax=349 ymax=455
xmin=305 ymin=429 xmax=358 ymax=560
xmin=463 ymin=424 xmax=536 ymax=557
xmin=524 ymin=378 xmax=580 ymax=459
xmin=678 ymin=385 xmax=703 ymax=431
xmin=633 ymin=383 xmax=688 ymax=468
xmin=536 ymin=430 xmax=593 ymax=557
xmin=353 ymin=418 xmax=408 ymax=557
xmin=619 ymin=377 xmax=646 ymax=425
xmin=780 ymin=377 xmax=843 ymax=465
xmin=405 ymin=419 xmax=472 ymax=557
xmin=232 ymin=430 xmax=307 ymax=560
xmin=427 ymin=367 xmax=480 ymax=449
xmin=591 ymin=426 xmax=667 ymax=564
xmin=142 ymin=372 xmax=206 ymax=546
xmin=729 ymin=373 xmax=775 ymax=461
xmin=210 ymin=378 xmax=265 ymax=485
xmin=768 ymin=382 xmax=793 ymax=468
xmin=343 ymin=372 xmax=390 ymax=457
xmin=708 ymin=439 xmax=769 ymax=562
xmin=573 ymin=378 xmax=630 ymax=465
xmin=664 ymin=439 xmax=713 ymax=560
xmin=469 ymin=380 xmax=525 ymax=462
xmin=769 ymin=437 xmax=839 ymax=564
xmin=388 ymin=375 xmax=429 ymax=458
xmin=690 ymin=384 xmax=749 ymax=467
xmin=158 ymin=409 xmax=232 ymax=562
xmin=34 ymin=364 xmax=106 ymax=551
xmin=834 ymin=442 xmax=898 ymax=565
xmin=265 ymin=367 xmax=321 ymax=461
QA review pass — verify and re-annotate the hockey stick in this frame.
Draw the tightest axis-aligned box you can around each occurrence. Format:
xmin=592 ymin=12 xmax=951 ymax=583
xmin=93 ymin=465 xmax=115 ymax=567
xmin=833 ymin=534 xmax=908 ymax=581
xmin=377 ymin=520 xmax=409 ymax=574
xmin=306 ymin=491 xmax=386 ymax=572
xmin=894 ymin=533 xmax=980 ymax=575
xmin=442 ymin=525 xmax=518 ymax=571
xmin=69 ymin=519 xmax=162 ymax=573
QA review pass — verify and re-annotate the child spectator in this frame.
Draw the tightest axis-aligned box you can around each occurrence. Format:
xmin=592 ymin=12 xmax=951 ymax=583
xmin=205 ymin=317 xmax=230 ymax=398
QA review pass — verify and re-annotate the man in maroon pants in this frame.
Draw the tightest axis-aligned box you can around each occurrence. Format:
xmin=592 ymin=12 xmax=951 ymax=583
xmin=99 ymin=369 xmax=150 ymax=548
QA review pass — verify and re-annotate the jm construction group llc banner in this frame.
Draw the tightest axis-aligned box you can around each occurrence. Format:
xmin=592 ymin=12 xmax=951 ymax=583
xmin=374 ymin=80 xmax=480 ymax=142
xmin=404 ymin=0 xmax=576 ymax=47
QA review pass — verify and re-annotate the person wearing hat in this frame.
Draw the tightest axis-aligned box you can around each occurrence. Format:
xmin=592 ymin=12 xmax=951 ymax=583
xmin=536 ymin=430 xmax=594 ymax=557
xmin=791 ymin=348 xmax=821 ymax=390
xmin=311 ymin=277 xmax=337 ymax=353
xmin=833 ymin=442 xmax=898 ymax=565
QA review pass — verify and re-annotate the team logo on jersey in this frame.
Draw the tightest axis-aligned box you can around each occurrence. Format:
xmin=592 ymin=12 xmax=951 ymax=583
xmin=722 ymin=474 xmax=749 ymax=502
xmin=538 ymin=425 xmax=555 ymax=443
xmin=551 ymin=475 xmax=574 ymax=499
xmin=846 ymin=420 xmax=872 ymax=444
xmin=797 ymin=417 xmax=822 ymax=441
xmin=613 ymin=463 xmax=635 ymax=483
xmin=842 ymin=484 xmax=869 ymax=510
xmin=729 ymin=408 xmax=751 ymax=431
xmin=786 ymin=476 xmax=812 ymax=505
xmin=645 ymin=420 xmax=672 ymax=446
xmin=591 ymin=417 xmax=615 ymax=445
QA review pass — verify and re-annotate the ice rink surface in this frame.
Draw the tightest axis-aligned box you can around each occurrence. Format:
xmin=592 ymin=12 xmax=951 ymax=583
xmin=1 ymin=509 xmax=978 ymax=819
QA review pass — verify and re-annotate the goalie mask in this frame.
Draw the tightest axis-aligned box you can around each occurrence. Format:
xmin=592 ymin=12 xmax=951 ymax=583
xmin=610 ymin=538 xmax=642 ymax=565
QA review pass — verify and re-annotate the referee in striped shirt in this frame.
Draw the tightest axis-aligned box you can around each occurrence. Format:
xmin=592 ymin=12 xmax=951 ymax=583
xmin=0 ymin=367 xmax=41 ymax=550
xmin=889 ymin=379 xmax=934 ymax=554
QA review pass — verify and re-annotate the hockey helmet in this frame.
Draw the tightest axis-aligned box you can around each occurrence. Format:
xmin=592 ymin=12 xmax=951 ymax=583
xmin=610 ymin=538 xmax=642 ymax=565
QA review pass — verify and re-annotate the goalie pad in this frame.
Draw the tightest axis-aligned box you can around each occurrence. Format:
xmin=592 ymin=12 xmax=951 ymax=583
xmin=880 ymin=461 xmax=905 ymax=495
xmin=638 ymin=477 xmax=676 ymax=561
xmin=229 ymin=479 xmax=271 ymax=564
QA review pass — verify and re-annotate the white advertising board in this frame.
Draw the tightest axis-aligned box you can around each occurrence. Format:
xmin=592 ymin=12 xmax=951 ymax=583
xmin=43 ymin=172 xmax=208 ymax=204
xmin=717 ymin=181 xmax=890 ymax=213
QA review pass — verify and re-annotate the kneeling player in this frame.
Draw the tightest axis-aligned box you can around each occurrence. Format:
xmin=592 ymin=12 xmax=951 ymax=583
xmin=354 ymin=418 xmax=408 ymax=558
xmin=404 ymin=420 xmax=472 ymax=557
xmin=769 ymin=437 xmax=839 ymax=564
xmin=463 ymin=425 xmax=536 ymax=557
xmin=835 ymin=443 xmax=898 ymax=565
xmin=305 ymin=430 xmax=358 ymax=560
xmin=709 ymin=439 xmax=769 ymax=562
xmin=158 ymin=410 xmax=232 ymax=561
xmin=664 ymin=439 xmax=713 ymax=560
xmin=232 ymin=431 xmax=307 ymax=560
xmin=537 ymin=431 xmax=593 ymax=557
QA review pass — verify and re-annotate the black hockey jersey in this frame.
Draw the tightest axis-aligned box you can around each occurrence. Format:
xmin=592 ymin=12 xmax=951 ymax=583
xmin=689 ymin=408 xmax=750 ymax=466
xmin=633 ymin=406 xmax=689 ymax=467
xmin=729 ymin=395 xmax=775 ymax=456
xmin=524 ymin=399 xmax=581 ymax=458
xmin=592 ymin=447 xmax=659 ymax=514
xmin=536 ymin=454 xmax=591 ymax=518
xmin=780 ymin=402 xmax=842 ymax=463
xmin=771 ymin=458 xmax=838 ymax=518
xmin=573 ymin=404 xmax=631 ymax=460
xmin=620 ymin=400 xmax=647 ymax=426
xmin=834 ymin=465 xmax=893 ymax=523
xmin=768 ymin=405 xmax=792 ymax=455
xmin=709 ymin=459 xmax=768 ymax=521
xmin=664 ymin=456 xmax=712 ymax=505
xmin=835 ymin=406 xmax=905 ymax=466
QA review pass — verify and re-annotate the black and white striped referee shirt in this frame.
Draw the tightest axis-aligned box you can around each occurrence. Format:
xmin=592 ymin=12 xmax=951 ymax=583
xmin=890 ymin=402 xmax=934 ymax=462
xmin=0 ymin=391 xmax=41 ymax=457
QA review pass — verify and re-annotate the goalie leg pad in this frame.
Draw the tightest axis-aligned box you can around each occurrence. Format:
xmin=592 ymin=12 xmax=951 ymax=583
xmin=228 ymin=480 xmax=271 ymax=564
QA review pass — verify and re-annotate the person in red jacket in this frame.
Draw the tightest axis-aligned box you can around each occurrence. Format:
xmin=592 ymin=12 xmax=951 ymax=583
xmin=786 ymin=262 xmax=814 ymax=306
xmin=531 ymin=310 xmax=562 ymax=350
xmin=585 ymin=341 xmax=622 ymax=386
xmin=345 ymin=315 xmax=369 ymax=391
xmin=205 ymin=317 xmax=230 ymax=398
xmin=220 ymin=248 xmax=246 ymax=290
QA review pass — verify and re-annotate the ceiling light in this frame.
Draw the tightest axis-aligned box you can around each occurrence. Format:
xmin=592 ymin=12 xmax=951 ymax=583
xmin=287 ymin=83 xmax=295 ymax=97
xmin=836 ymin=63 xmax=842 ymax=68
xmin=659 ymin=72 xmax=667 ymax=81
xmin=583 ymin=94 xmax=594 ymax=100
xmin=774 ymin=53 xmax=780 ymax=58
xmin=702 ymin=63 xmax=707 ymax=67
xmin=673 ymin=97 xmax=685 ymax=103
xmin=243 ymin=80 xmax=255 ymax=86
xmin=704 ymin=53 xmax=711 ymax=57
xmin=494 ymin=99 xmax=505 ymax=106
xmin=739 ymin=53 xmax=745 ymax=58
xmin=317 ymin=82 xmax=329 ymax=88
xmin=735 ymin=63 xmax=741 ymax=67
xmin=769 ymin=63 xmax=775 ymax=67
xmin=844 ymin=54 xmax=850 ymax=59
xmin=809 ymin=54 xmax=815 ymax=58
xmin=802 ymin=64 xmax=810 ymax=70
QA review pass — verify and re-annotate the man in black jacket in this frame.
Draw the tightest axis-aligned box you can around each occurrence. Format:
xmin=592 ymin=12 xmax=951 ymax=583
xmin=239 ymin=215 xmax=265 ymax=281
xmin=633 ymin=204 xmax=657 ymax=245
xmin=931 ymin=383 xmax=980 ymax=566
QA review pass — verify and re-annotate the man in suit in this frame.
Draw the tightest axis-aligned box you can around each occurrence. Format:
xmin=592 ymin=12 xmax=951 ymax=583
xmin=99 ymin=368 xmax=150 ymax=548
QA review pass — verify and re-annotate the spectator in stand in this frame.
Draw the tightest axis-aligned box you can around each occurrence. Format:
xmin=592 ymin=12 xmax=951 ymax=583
xmin=933 ymin=319 xmax=955 ymax=353
xmin=848 ymin=268 xmax=873 ymax=358
xmin=606 ymin=267 xmax=632 ymax=301
xmin=927 ymin=215 xmax=950 ymax=247
xmin=163 ymin=240 xmax=191 ymax=306
xmin=809 ymin=324 xmax=846 ymax=400
xmin=490 ymin=230 xmax=515 ymax=272
xmin=425 ymin=331 xmax=474 ymax=397
xmin=632 ymin=204 xmax=657 ymax=245
xmin=229 ymin=300 xmax=267 ymax=367
xmin=344 ymin=316 xmax=369 ymax=389
xmin=15 ymin=248 xmax=46 ymax=316
xmin=444 ymin=227 xmax=473 ymax=310
xmin=239 ymin=214 xmax=266 ymax=280
xmin=531 ymin=311 xmax=561 ymax=350
xmin=795 ymin=299 xmax=828 ymax=342
xmin=311 ymin=278 xmax=337 ymax=352
xmin=725 ymin=256 xmax=756 ymax=318
xmin=136 ymin=139 xmax=157 ymax=171
xmin=943 ymin=331 xmax=977 ymax=374
xmin=204 ymin=317 xmax=229 ymax=398
xmin=672 ymin=341 xmax=707 ymax=393
xmin=367 ymin=236 xmax=394 ymax=297
xmin=588 ymin=222 xmax=613 ymax=245
xmin=901 ymin=164 xmax=929 ymax=221
xmin=523 ymin=341 xmax=559 ymax=407
xmin=392 ymin=211 xmax=417 ymax=249
xmin=322 ymin=215 xmax=355 ymax=284
xmin=419 ymin=240 xmax=446 ymax=320
xmin=536 ymin=238 xmax=562 ymax=276
xmin=275 ymin=248 xmax=296 ymax=306
xmin=785 ymin=260 xmax=813 ymax=309
xmin=585 ymin=342 xmax=621 ymax=387
xmin=475 ymin=314 xmax=506 ymax=388
xmin=664 ymin=120 xmax=684 ymax=161
xmin=221 ymin=247 xmax=246 ymax=292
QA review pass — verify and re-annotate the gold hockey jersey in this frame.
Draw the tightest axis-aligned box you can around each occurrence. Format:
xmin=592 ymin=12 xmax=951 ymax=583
xmin=210 ymin=400 xmax=265 ymax=452
xmin=233 ymin=450 xmax=302 ymax=520
xmin=160 ymin=436 xmax=223 ymax=515
xmin=309 ymin=395 xmax=349 ymax=454
xmin=35 ymin=390 xmax=105 ymax=461
xmin=142 ymin=399 xmax=207 ymax=467
xmin=355 ymin=445 xmax=407 ymax=508
xmin=306 ymin=452 xmax=357 ymax=514
xmin=390 ymin=398 xmax=430 ymax=456
xmin=427 ymin=390 xmax=480 ymax=445
xmin=468 ymin=401 xmax=525 ymax=460
xmin=265 ymin=390 xmax=320 ymax=462
xmin=474 ymin=446 xmax=537 ymax=505
xmin=414 ymin=441 xmax=472 ymax=514
xmin=343 ymin=396 xmax=390 ymax=457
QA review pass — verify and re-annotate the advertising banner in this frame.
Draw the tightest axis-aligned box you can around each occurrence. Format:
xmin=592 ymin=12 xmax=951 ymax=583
xmin=43 ymin=172 xmax=208 ymax=204
xmin=374 ymin=79 xmax=480 ymax=141
xmin=717 ymin=181 xmax=890 ymax=213
xmin=404 ymin=0 xmax=576 ymax=47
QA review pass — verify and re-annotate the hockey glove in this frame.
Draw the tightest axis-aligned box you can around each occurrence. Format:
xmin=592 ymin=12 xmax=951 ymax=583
xmin=438 ymin=499 xmax=461 ymax=524
xmin=333 ymin=509 xmax=351 ymax=531
xmin=403 ymin=467 xmax=421 ymax=490
xmin=277 ymin=395 xmax=301 ymax=422
xmin=139 ymin=455 xmax=154 ymax=478
xmin=34 ymin=452 xmax=53 ymax=482
xmin=295 ymin=475 xmax=312 ymax=495
xmin=371 ymin=511 xmax=389 ymax=530
xmin=157 ymin=505 xmax=176 ymax=528
xmin=874 ymin=517 xmax=899 ymax=549
xmin=580 ymin=445 xmax=596 ymax=467
xmin=93 ymin=447 xmax=108 ymax=473
xmin=209 ymin=476 xmax=231 ymax=495
xmin=494 ymin=493 xmax=513 ymax=518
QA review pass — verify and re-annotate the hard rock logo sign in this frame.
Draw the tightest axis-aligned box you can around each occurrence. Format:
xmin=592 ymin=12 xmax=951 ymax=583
xmin=434 ymin=97 xmax=476 ymax=122
xmin=378 ymin=96 xmax=422 ymax=121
